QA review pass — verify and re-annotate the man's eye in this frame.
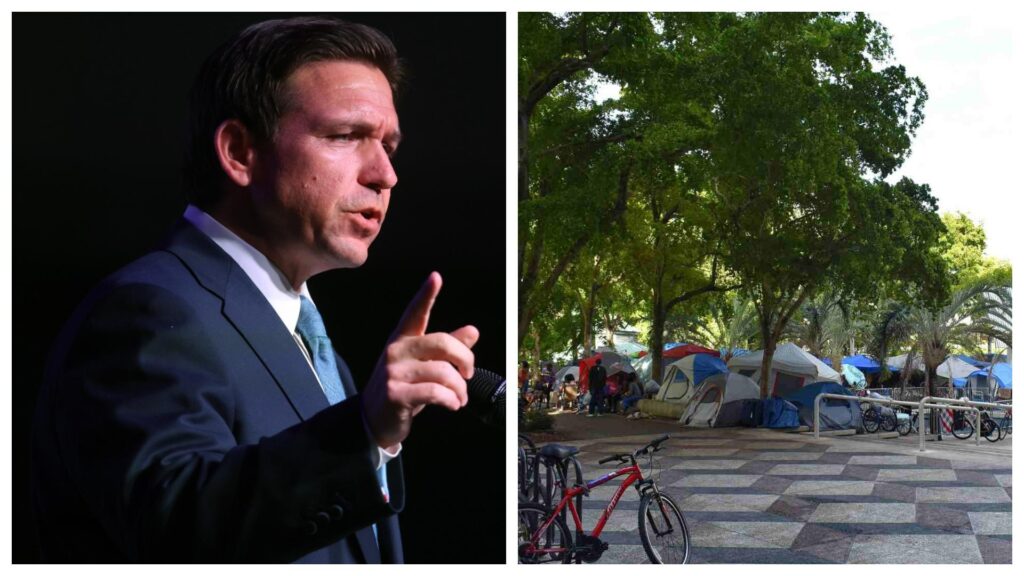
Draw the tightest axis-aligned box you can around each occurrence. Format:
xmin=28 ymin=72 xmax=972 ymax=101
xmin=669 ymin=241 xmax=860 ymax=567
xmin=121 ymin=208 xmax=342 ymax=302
xmin=328 ymin=133 xmax=354 ymax=141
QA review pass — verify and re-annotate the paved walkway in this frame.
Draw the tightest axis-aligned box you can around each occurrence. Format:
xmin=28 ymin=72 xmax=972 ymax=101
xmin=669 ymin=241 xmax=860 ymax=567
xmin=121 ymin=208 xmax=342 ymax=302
xmin=522 ymin=411 xmax=1012 ymax=563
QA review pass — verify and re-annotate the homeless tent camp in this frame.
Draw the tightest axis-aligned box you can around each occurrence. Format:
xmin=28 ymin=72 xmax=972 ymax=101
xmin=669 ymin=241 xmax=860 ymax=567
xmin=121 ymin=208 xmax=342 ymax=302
xmin=727 ymin=342 xmax=841 ymax=397
xmin=656 ymin=353 xmax=729 ymax=406
xmin=679 ymin=373 xmax=760 ymax=427
xmin=785 ymin=382 xmax=863 ymax=431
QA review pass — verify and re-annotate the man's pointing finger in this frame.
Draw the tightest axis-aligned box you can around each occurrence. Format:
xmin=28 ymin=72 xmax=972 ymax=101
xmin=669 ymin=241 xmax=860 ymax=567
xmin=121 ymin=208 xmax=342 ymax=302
xmin=393 ymin=271 xmax=442 ymax=339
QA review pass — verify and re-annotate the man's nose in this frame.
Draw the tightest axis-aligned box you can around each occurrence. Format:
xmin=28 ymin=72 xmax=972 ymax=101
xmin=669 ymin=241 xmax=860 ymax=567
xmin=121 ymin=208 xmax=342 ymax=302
xmin=359 ymin=141 xmax=398 ymax=192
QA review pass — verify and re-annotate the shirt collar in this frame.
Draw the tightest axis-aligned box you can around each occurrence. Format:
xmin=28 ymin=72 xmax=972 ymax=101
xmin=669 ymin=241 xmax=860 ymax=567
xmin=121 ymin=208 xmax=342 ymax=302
xmin=183 ymin=205 xmax=311 ymax=332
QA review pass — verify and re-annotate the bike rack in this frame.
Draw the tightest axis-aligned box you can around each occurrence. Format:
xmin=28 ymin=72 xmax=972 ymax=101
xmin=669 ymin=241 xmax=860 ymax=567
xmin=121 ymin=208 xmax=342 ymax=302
xmin=917 ymin=396 xmax=1010 ymax=451
xmin=812 ymin=393 xmax=982 ymax=451
xmin=813 ymin=393 xmax=919 ymax=436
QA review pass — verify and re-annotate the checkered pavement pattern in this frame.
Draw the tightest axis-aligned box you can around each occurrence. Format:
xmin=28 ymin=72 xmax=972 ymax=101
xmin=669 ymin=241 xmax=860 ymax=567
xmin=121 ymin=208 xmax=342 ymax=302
xmin=565 ymin=431 xmax=1011 ymax=563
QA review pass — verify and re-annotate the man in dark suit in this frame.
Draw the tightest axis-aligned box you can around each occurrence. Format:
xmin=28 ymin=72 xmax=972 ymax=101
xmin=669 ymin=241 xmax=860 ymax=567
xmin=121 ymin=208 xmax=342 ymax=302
xmin=30 ymin=17 xmax=477 ymax=563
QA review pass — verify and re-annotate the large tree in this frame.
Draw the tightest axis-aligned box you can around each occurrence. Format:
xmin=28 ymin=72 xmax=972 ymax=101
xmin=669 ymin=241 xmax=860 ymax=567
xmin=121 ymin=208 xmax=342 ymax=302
xmin=706 ymin=13 xmax=941 ymax=398
xmin=518 ymin=13 xmax=657 ymax=345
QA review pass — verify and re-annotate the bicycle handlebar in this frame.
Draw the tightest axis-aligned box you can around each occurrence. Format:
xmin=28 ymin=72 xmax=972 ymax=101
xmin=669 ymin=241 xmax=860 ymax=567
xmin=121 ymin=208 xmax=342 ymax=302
xmin=598 ymin=435 xmax=672 ymax=465
xmin=598 ymin=454 xmax=628 ymax=465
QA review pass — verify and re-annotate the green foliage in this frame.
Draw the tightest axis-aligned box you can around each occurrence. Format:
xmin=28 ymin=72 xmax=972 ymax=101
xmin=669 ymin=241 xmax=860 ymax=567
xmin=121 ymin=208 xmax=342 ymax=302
xmin=937 ymin=211 xmax=1012 ymax=290
xmin=521 ymin=409 xmax=554 ymax=432
xmin=518 ymin=12 xmax=974 ymax=384
xmin=909 ymin=282 xmax=1012 ymax=390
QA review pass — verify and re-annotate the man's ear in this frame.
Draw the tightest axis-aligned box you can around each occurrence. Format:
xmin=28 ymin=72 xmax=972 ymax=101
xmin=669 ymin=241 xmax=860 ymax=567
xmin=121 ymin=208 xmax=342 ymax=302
xmin=213 ymin=119 xmax=258 ymax=187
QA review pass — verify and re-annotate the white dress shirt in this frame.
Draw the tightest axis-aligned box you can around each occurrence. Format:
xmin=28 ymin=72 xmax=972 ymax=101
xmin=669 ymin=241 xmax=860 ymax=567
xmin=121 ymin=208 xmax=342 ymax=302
xmin=183 ymin=205 xmax=400 ymax=467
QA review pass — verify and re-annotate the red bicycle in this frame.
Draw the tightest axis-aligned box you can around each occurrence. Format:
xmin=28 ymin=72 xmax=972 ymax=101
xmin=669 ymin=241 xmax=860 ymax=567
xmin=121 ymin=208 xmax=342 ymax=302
xmin=517 ymin=434 xmax=690 ymax=564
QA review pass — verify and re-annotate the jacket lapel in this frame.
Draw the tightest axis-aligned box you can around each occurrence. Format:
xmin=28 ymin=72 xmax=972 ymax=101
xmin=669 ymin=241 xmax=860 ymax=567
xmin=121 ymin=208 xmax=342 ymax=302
xmin=162 ymin=220 xmax=329 ymax=421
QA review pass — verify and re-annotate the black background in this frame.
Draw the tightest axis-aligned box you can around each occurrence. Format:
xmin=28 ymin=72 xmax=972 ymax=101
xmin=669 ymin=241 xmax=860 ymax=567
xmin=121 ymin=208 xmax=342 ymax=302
xmin=13 ymin=13 xmax=505 ymax=563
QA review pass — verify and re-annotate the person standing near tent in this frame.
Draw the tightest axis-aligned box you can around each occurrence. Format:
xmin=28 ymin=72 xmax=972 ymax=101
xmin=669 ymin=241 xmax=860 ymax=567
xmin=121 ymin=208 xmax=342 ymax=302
xmin=587 ymin=358 xmax=607 ymax=417
xmin=519 ymin=361 xmax=531 ymax=395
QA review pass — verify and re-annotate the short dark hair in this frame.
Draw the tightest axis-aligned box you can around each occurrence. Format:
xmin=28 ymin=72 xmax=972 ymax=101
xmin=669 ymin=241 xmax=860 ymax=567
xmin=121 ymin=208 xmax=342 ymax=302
xmin=184 ymin=16 xmax=404 ymax=209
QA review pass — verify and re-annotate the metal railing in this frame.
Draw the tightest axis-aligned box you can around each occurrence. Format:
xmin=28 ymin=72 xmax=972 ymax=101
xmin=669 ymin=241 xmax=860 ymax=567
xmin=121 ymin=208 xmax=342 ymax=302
xmin=917 ymin=396 xmax=1009 ymax=451
xmin=806 ymin=391 xmax=991 ymax=450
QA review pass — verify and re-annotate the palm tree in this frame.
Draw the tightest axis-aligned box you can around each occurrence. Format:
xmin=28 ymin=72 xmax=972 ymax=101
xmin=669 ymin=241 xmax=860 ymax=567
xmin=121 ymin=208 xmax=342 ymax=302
xmin=908 ymin=282 xmax=1012 ymax=396
xmin=684 ymin=296 xmax=759 ymax=362
xmin=786 ymin=292 xmax=853 ymax=369
xmin=867 ymin=301 xmax=914 ymax=385
xmin=970 ymin=286 xmax=1012 ymax=356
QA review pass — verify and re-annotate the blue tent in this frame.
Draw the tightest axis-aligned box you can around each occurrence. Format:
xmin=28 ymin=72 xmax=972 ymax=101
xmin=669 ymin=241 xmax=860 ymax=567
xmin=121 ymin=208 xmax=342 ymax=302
xmin=762 ymin=398 xmax=801 ymax=428
xmin=963 ymin=363 xmax=1012 ymax=389
xmin=842 ymin=355 xmax=881 ymax=374
xmin=784 ymin=382 xmax=863 ymax=431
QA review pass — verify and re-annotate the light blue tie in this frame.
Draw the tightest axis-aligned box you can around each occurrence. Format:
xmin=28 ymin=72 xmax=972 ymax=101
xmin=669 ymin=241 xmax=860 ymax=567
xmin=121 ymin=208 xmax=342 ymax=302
xmin=296 ymin=296 xmax=387 ymax=543
xmin=296 ymin=296 xmax=346 ymax=405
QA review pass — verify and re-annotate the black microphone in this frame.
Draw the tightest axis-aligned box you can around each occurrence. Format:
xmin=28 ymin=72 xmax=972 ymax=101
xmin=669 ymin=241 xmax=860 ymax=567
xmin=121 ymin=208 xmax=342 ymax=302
xmin=464 ymin=367 xmax=505 ymax=427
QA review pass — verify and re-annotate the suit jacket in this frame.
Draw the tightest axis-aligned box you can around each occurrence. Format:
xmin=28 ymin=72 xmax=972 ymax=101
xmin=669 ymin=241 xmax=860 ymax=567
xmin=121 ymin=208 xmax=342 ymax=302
xmin=31 ymin=220 xmax=404 ymax=563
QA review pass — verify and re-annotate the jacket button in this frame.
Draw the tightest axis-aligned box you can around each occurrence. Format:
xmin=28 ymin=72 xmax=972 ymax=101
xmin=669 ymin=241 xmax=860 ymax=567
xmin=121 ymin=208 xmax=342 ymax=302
xmin=328 ymin=504 xmax=345 ymax=520
xmin=315 ymin=511 xmax=331 ymax=526
xmin=301 ymin=520 xmax=318 ymax=536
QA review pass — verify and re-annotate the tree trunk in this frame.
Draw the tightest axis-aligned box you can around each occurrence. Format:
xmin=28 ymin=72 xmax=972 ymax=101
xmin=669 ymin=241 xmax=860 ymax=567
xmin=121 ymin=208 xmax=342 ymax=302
xmin=650 ymin=294 xmax=666 ymax=385
xmin=581 ymin=307 xmax=592 ymax=358
xmin=759 ymin=337 xmax=777 ymax=400
xmin=532 ymin=329 xmax=541 ymax=381
xmin=581 ymin=283 xmax=598 ymax=356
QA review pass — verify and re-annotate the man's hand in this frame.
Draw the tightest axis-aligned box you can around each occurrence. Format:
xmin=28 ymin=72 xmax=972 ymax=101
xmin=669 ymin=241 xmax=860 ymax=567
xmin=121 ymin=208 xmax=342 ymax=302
xmin=361 ymin=272 xmax=479 ymax=448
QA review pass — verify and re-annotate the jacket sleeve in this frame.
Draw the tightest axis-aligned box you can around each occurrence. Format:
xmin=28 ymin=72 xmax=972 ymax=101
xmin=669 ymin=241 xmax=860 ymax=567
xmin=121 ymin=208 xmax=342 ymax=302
xmin=51 ymin=282 xmax=401 ymax=562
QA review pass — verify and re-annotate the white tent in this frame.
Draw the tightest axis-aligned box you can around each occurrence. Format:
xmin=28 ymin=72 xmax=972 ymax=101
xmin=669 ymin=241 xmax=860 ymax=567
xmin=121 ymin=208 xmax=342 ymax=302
xmin=679 ymin=373 xmax=760 ymax=428
xmin=727 ymin=342 xmax=841 ymax=397
xmin=885 ymin=353 xmax=925 ymax=373
xmin=936 ymin=356 xmax=979 ymax=383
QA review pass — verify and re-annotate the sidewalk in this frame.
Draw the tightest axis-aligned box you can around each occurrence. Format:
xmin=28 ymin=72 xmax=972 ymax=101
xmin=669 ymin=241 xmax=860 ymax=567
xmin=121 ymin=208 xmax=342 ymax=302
xmin=521 ymin=411 xmax=1012 ymax=564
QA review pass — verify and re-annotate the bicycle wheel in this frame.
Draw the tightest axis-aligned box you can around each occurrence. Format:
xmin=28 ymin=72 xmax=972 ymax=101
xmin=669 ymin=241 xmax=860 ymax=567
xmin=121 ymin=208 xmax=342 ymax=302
xmin=950 ymin=417 xmax=974 ymax=439
xmin=518 ymin=502 xmax=572 ymax=564
xmin=638 ymin=492 xmax=690 ymax=564
xmin=897 ymin=415 xmax=911 ymax=436
xmin=863 ymin=408 xmax=879 ymax=433
xmin=999 ymin=417 xmax=1010 ymax=440
xmin=983 ymin=419 xmax=1000 ymax=443
xmin=881 ymin=412 xmax=897 ymax=433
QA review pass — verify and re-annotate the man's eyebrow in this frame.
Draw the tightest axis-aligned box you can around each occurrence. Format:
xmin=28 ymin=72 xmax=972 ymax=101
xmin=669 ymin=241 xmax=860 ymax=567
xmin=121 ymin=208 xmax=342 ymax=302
xmin=322 ymin=119 xmax=402 ymax=147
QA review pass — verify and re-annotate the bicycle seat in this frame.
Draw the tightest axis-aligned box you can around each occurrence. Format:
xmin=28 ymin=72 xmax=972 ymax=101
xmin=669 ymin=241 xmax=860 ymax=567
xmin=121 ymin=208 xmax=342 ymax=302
xmin=538 ymin=444 xmax=580 ymax=461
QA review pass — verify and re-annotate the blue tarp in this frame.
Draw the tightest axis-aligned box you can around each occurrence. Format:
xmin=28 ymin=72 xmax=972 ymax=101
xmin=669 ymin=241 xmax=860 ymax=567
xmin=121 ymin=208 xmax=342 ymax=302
xmin=664 ymin=342 xmax=686 ymax=350
xmin=688 ymin=354 xmax=729 ymax=387
xmin=785 ymin=382 xmax=863 ymax=431
xmin=762 ymin=399 xmax=801 ymax=428
xmin=963 ymin=363 xmax=1012 ymax=389
xmin=842 ymin=355 xmax=881 ymax=374
xmin=957 ymin=354 xmax=990 ymax=369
